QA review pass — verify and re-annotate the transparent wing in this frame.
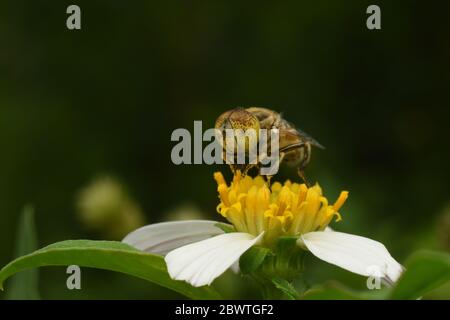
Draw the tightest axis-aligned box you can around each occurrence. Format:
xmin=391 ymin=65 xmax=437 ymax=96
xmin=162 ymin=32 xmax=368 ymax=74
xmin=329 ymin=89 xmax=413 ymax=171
xmin=279 ymin=113 xmax=325 ymax=149
xmin=295 ymin=127 xmax=325 ymax=149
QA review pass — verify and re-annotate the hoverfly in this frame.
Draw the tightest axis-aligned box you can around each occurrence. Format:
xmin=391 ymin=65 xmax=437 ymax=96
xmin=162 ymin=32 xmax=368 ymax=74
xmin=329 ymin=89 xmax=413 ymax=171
xmin=215 ymin=107 xmax=324 ymax=185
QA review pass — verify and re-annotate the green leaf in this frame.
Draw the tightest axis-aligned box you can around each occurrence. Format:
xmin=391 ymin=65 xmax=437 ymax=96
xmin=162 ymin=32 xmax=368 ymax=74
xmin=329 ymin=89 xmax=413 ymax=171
xmin=302 ymin=281 xmax=389 ymax=300
xmin=390 ymin=250 xmax=450 ymax=300
xmin=0 ymin=240 xmax=221 ymax=300
xmin=7 ymin=206 xmax=40 ymax=300
xmin=271 ymin=277 xmax=299 ymax=300
xmin=214 ymin=222 xmax=235 ymax=234
xmin=239 ymin=246 xmax=270 ymax=274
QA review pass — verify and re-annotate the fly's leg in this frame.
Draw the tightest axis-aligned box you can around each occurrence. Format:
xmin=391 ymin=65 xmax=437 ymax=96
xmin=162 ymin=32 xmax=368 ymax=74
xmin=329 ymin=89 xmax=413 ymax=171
xmin=242 ymin=164 xmax=256 ymax=177
xmin=265 ymin=175 xmax=273 ymax=187
xmin=261 ymin=152 xmax=285 ymax=186
xmin=297 ymin=167 xmax=311 ymax=187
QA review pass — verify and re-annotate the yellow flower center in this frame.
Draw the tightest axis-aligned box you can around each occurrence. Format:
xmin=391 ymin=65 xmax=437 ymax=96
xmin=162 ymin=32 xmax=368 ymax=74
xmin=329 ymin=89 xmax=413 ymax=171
xmin=214 ymin=171 xmax=348 ymax=246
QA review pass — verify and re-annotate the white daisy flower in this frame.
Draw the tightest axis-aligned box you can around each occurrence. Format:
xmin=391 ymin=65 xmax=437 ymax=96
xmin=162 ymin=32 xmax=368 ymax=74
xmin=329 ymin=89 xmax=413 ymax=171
xmin=123 ymin=172 xmax=403 ymax=287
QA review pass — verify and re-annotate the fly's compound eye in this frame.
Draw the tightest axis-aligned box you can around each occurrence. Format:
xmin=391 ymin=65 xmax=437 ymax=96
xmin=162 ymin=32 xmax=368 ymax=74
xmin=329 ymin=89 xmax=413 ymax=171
xmin=215 ymin=108 xmax=260 ymax=154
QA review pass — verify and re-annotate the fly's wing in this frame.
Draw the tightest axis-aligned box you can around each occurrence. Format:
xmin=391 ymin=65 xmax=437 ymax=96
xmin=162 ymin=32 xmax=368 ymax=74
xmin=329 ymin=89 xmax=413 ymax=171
xmin=247 ymin=108 xmax=325 ymax=149
xmin=295 ymin=127 xmax=325 ymax=149
xmin=279 ymin=118 xmax=325 ymax=150
xmin=278 ymin=128 xmax=303 ymax=151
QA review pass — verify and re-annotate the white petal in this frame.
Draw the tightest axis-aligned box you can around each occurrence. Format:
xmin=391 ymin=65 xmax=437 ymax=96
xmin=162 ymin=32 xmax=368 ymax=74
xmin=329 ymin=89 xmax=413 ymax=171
xmin=230 ymin=261 xmax=240 ymax=274
xmin=301 ymin=231 xmax=404 ymax=283
xmin=122 ymin=220 xmax=225 ymax=255
xmin=165 ymin=232 xmax=264 ymax=287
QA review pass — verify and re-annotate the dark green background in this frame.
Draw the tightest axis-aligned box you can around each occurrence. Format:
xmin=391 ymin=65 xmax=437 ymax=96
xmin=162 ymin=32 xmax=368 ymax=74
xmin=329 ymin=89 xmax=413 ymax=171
xmin=1 ymin=1 xmax=449 ymax=299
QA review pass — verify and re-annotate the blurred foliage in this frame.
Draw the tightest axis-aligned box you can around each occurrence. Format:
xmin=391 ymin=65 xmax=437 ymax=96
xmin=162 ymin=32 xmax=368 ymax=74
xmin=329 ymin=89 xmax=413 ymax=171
xmin=390 ymin=251 xmax=450 ymax=299
xmin=0 ymin=0 xmax=449 ymax=299
xmin=6 ymin=206 xmax=40 ymax=300
xmin=164 ymin=203 xmax=205 ymax=221
xmin=77 ymin=176 xmax=145 ymax=239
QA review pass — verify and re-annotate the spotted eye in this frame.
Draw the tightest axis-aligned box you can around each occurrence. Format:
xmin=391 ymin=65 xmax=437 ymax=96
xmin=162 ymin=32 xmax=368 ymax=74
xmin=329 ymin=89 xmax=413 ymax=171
xmin=215 ymin=108 xmax=259 ymax=131
xmin=215 ymin=108 xmax=261 ymax=154
xmin=215 ymin=110 xmax=234 ymax=130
